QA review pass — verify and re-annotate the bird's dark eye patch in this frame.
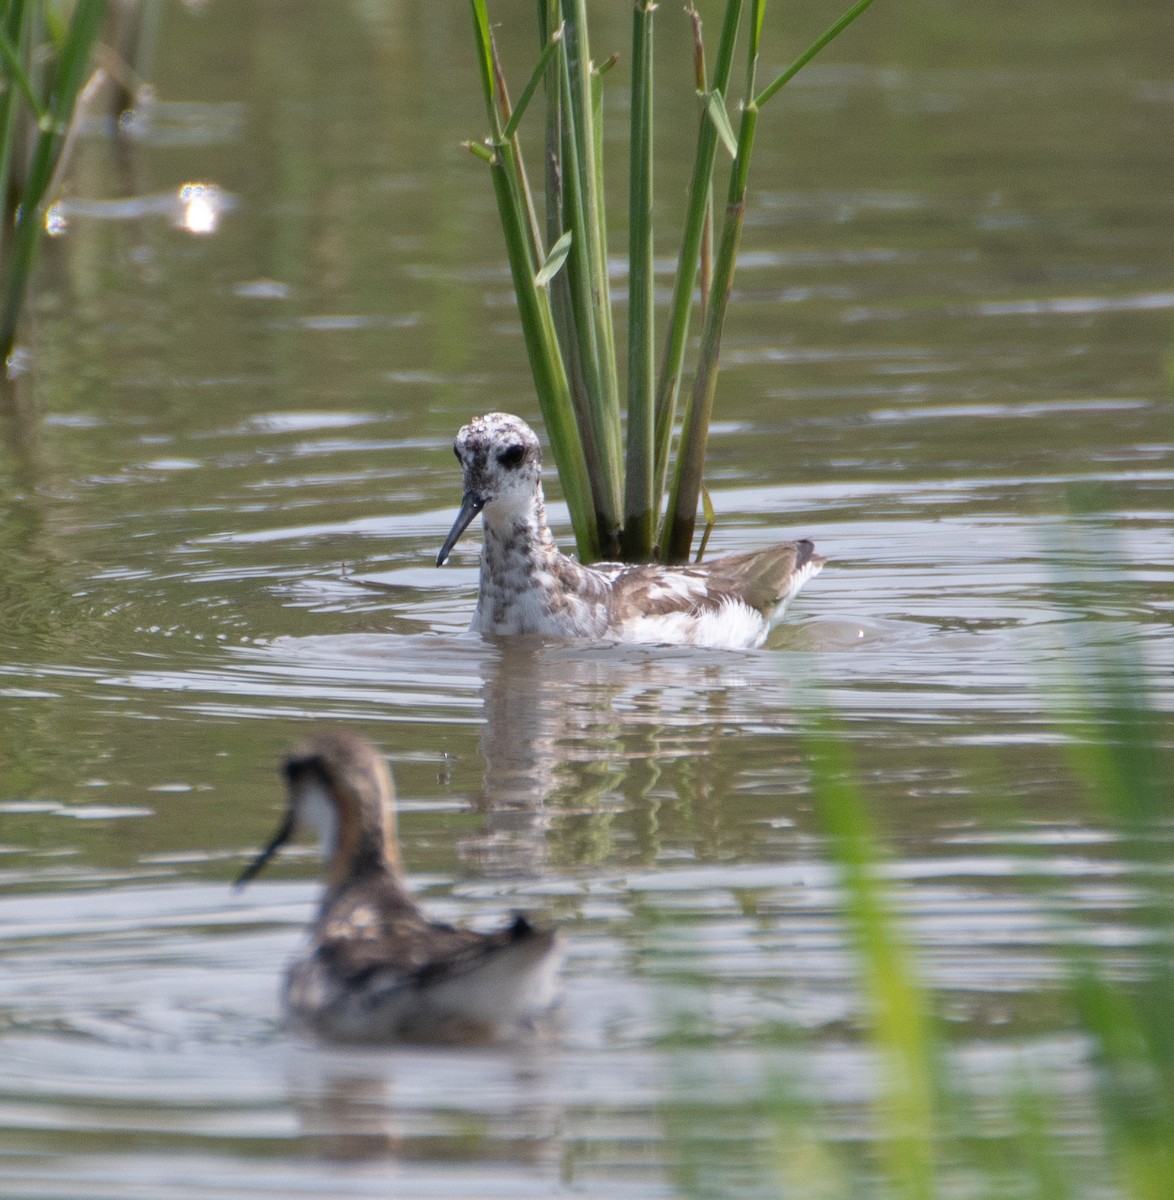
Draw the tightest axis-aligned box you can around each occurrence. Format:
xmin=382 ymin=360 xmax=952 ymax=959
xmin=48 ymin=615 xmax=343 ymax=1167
xmin=498 ymin=443 xmax=526 ymax=469
xmin=283 ymin=754 xmax=321 ymax=784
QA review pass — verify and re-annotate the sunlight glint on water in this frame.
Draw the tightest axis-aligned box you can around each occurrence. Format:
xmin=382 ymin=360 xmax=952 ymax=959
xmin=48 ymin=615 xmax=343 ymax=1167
xmin=0 ymin=1 xmax=1171 ymax=1197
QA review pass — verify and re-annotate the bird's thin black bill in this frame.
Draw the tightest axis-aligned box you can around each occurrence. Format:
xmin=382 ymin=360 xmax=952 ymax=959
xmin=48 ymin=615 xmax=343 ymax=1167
xmin=234 ymin=811 xmax=295 ymax=890
xmin=436 ymin=492 xmax=486 ymax=567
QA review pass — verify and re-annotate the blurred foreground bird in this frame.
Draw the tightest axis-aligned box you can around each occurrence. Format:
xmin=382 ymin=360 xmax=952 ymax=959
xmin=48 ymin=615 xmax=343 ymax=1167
xmin=236 ymin=730 xmax=562 ymax=1042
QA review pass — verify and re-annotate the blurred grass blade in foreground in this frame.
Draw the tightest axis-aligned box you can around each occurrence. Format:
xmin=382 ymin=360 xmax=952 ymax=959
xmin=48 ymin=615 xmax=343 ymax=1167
xmin=804 ymin=714 xmax=940 ymax=1200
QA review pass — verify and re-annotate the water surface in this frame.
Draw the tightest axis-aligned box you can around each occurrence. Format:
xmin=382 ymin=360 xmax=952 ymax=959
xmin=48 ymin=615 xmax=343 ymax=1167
xmin=1 ymin=1 xmax=1171 ymax=1197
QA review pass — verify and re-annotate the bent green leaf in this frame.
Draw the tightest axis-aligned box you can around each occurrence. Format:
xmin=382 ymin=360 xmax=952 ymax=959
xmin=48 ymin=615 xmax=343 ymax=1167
xmin=701 ymin=88 xmax=737 ymax=159
xmin=535 ymin=229 xmax=573 ymax=287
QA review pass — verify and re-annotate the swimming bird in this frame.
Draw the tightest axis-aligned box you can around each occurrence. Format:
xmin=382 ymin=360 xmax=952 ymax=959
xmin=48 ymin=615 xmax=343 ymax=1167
xmin=436 ymin=412 xmax=825 ymax=649
xmin=235 ymin=730 xmax=562 ymax=1043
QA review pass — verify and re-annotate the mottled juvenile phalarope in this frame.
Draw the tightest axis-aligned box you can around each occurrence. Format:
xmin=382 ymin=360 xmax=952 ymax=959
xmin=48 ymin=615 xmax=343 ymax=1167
xmin=236 ymin=730 xmax=562 ymax=1043
xmin=437 ymin=412 xmax=825 ymax=649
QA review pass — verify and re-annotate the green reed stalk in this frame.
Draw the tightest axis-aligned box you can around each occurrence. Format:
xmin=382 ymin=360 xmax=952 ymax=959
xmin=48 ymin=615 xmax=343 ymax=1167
xmin=660 ymin=0 xmax=763 ymax=562
xmin=651 ymin=0 xmax=742 ymax=514
xmin=552 ymin=0 xmax=622 ymax=555
xmin=0 ymin=0 xmax=33 ymax=238
xmin=660 ymin=96 xmax=757 ymax=562
xmin=661 ymin=0 xmax=878 ymax=559
xmin=0 ymin=0 xmax=106 ymax=360
xmin=621 ymin=0 xmax=655 ymax=559
xmin=540 ymin=16 xmax=598 ymax=540
xmin=468 ymin=2 xmax=600 ymax=559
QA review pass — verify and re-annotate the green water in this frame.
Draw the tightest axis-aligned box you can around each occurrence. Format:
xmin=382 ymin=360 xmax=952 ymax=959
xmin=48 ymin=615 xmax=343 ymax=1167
xmin=0 ymin=1 xmax=1171 ymax=1197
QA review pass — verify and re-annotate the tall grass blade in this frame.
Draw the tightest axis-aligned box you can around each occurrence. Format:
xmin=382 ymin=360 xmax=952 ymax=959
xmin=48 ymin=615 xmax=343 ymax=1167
xmin=1 ymin=0 xmax=107 ymax=360
xmin=749 ymin=0 xmax=766 ymax=54
xmin=0 ymin=23 xmax=45 ymax=117
xmin=489 ymin=35 xmax=544 ymax=268
xmin=557 ymin=0 xmax=622 ymax=553
xmin=661 ymin=0 xmax=875 ymax=559
xmin=804 ymin=714 xmax=939 ymax=1200
xmin=694 ymin=482 xmax=715 ymax=563
xmin=541 ymin=3 xmax=602 ymax=548
xmin=652 ymin=0 xmax=742 ymax=530
xmin=622 ymin=0 xmax=656 ymax=559
xmin=468 ymin=0 xmax=599 ymax=556
xmin=660 ymin=101 xmax=758 ymax=561
xmin=486 ymin=149 xmax=600 ymax=557
xmin=501 ymin=22 xmax=562 ymax=143
xmin=551 ymin=45 xmax=614 ymax=551
xmin=755 ymin=0 xmax=879 ymax=108
xmin=662 ymin=0 xmax=765 ymax=559
xmin=468 ymin=0 xmax=496 ymax=122
xmin=1037 ymin=531 xmax=1174 ymax=1200
xmin=1007 ymin=1082 xmax=1076 ymax=1200
xmin=1056 ymin=574 xmax=1174 ymax=1199
xmin=0 ymin=0 xmax=33 ymax=248
xmin=1069 ymin=960 xmax=1174 ymax=1200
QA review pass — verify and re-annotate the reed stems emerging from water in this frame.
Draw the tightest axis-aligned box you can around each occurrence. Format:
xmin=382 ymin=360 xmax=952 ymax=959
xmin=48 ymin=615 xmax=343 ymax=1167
xmin=467 ymin=0 xmax=876 ymax=563
xmin=0 ymin=0 xmax=106 ymax=362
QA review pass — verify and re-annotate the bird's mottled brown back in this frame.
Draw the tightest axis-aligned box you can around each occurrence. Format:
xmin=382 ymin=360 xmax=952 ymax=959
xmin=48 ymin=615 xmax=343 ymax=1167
xmin=606 ymin=540 xmax=825 ymax=622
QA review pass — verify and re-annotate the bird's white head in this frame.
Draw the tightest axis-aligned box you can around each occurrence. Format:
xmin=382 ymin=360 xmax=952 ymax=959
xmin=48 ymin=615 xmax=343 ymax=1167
xmin=437 ymin=413 xmax=544 ymax=566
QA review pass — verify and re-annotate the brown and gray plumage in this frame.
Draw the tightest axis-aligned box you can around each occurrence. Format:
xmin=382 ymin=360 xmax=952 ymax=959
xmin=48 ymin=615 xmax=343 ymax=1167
xmin=235 ymin=730 xmax=562 ymax=1043
xmin=436 ymin=413 xmax=825 ymax=649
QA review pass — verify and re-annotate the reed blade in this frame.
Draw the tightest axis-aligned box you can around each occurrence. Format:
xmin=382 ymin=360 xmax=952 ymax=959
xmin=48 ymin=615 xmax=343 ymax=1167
xmin=660 ymin=101 xmax=758 ymax=562
xmin=622 ymin=0 xmax=656 ymax=560
xmin=755 ymin=0 xmax=879 ymax=108
xmin=558 ymin=0 xmax=622 ymax=552
xmin=486 ymin=149 xmax=600 ymax=558
xmin=651 ymin=0 xmax=743 ymax=542
xmin=0 ymin=0 xmax=106 ymax=359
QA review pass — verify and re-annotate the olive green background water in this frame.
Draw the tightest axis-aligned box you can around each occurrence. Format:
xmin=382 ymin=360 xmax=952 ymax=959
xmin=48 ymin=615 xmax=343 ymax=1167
xmin=0 ymin=1 xmax=1171 ymax=1197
